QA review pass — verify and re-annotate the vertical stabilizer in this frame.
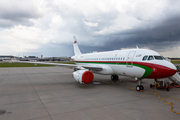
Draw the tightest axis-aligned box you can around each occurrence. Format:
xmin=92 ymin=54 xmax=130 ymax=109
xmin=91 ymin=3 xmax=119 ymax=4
xmin=73 ymin=36 xmax=82 ymax=55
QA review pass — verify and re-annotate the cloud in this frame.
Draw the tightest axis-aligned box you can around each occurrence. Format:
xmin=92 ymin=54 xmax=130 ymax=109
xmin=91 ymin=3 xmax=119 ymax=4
xmin=0 ymin=0 xmax=180 ymax=57
xmin=0 ymin=25 xmax=50 ymax=54
xmin=49 ymin=14 xmax=66 ymax=29
xmin=0 ymin=0 xmax=42 ymax=28
xmin=83 ymin=20 xmax=98 ymax=27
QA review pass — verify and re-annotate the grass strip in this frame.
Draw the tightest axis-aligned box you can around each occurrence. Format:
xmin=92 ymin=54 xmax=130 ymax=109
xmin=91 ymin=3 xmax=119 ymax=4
xmin=0 ymin=62 xmax=55 ymax=67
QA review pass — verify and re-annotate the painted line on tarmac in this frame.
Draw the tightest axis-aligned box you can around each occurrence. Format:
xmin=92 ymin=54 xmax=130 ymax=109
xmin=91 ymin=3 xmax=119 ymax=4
xmin=164 ymin=96 xmax=180 ymax=102
xmin=125 ymin=86 xmax=162 ymax=94
xmin=125 ymin=86 xmax=136 ymax=90
xmin=144 ymin=91 xmax=161 ymax=95
xmin=123 ymin=86 xmax=180 ymax=102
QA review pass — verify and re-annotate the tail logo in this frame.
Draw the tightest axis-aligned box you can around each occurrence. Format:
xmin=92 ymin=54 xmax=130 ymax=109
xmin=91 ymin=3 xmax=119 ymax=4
xmin=74 ymin=41 xmax=77 ymax=43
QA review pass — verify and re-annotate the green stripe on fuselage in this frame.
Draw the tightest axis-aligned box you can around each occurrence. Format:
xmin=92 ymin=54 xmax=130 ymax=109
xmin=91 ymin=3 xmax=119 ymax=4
xmin=133 ymin=64 xmax=153 ymax=78
xmin=75 ymin=61 xmax=153 ymax=78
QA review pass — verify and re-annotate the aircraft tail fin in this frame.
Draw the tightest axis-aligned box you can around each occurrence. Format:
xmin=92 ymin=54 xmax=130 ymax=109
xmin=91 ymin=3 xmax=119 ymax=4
xmin=73 ymin=36 xmax=82 ymax=55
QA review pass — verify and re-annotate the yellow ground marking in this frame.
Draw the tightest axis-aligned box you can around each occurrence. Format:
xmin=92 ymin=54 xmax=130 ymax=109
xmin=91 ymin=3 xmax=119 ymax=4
xmin=144 ymin=91 xmax=161 ymax=95
xmin=164 ymin=96 xmax=180 ymax=102
xmin=154 ymin=81 xmax=180 ymax=114
xmin=125 ymin=87 xmax=135 ymax=90
xmin=125 ymin=86 xmax=161 ymax=94
xmin=125 ymin=84 xmax=180 ymax=114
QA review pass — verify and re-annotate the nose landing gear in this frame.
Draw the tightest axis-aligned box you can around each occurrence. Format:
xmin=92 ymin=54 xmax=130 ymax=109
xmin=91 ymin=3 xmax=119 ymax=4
xmin=136 ymin=85 xmax=144 ymax=91
xmin=136 ymin=78 xmax=144 ymax=91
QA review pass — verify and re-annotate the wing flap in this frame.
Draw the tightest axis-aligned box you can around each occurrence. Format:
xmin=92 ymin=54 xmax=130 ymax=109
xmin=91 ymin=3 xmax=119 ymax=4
xmin=15 ymin=61 xmax=77 ymax=68
xmin=15 ymin=61 xmax=103 ymax=70
xmin=82 ymin=65 xmax=103 ymax=71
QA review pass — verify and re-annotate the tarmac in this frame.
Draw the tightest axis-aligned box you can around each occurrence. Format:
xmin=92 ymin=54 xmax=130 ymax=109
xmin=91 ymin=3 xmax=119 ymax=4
xmin=0 ymin=67 xmax=180 ymax=120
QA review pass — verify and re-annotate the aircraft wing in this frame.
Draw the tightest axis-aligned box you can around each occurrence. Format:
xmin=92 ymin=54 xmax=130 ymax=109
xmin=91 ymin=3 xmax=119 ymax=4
xmin=15 ymin=61 xmax=77 ymax=68
xmin=15 ymin=61 xmax=103 ymax=71
xmin=81 ymin=65 xmax=103 ymax=71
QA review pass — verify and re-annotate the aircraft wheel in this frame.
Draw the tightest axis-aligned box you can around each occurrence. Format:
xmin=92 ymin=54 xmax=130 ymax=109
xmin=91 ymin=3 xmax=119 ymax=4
xmin=111 ymin=75 xmax=118 ymax=82
xmin=140 ymin=85 xmax=144 ymax=90
xmin=167 ymin=87 xmax=170 ymax=91
xmin=111 ymin=75 xmax=115 ymax=80
xmin=114 ymin=75 xmax=119 ymax=80
xmin=150 ymin=84 xmax=152 ymax=88
xmin=136 ymin=85 xmax=140 ymax=91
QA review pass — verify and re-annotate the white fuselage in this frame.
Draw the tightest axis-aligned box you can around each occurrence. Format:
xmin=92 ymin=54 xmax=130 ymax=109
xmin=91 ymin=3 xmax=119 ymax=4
xmin=72 ymin=49 xmax=176 ymax=79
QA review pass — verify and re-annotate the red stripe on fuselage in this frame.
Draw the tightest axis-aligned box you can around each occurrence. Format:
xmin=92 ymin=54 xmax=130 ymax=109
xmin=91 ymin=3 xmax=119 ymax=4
xmin=75 ymin=61 xmax=176 ymax=79
xmin=133 ymin=62 xmax=176 ymax=79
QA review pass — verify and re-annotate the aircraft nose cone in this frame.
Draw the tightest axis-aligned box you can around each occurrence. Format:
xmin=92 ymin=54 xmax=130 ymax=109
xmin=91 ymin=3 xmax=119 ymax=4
xmin=147 ymin=62 xmax=177 ymax=79
xmin=167 ymin=68 xmax=177 ymax=77
xmin=169 ymin=63 xmax=177 ymax=76
xmin=170 ymin=62 xmax=177 ymax=70
xmin=162 ymin=62 xmax=177 ymax=78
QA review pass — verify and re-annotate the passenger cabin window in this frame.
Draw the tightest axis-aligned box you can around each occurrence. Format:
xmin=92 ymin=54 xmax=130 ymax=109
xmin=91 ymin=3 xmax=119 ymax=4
xmin=142 ymin=56 xmax=148 ymax=60
xmin=148 ymin=56 xmax=154 ymax=60
xmin=154 ymin=56 xmax=164 ymax=60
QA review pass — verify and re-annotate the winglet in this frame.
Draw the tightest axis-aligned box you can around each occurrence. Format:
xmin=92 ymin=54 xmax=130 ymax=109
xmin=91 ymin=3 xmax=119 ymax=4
xmin=73 ymin=36 xmax=82 ymax=55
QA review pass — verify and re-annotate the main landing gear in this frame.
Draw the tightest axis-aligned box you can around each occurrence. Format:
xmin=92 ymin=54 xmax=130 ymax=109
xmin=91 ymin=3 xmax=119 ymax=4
xmin=111 ymin=75 xmax=119 ymax=82
xmin=136 ymin=78 xmax=144 ymax=91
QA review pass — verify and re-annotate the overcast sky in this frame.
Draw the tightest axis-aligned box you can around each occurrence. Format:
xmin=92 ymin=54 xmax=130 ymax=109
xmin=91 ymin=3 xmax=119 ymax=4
xmin=0 ymin=0 xmax=180 ymax=57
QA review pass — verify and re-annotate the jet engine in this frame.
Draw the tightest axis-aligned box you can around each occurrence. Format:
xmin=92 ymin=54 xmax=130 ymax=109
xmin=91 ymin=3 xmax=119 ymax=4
xmin=72 ymin=69 xmax=94 ymax=84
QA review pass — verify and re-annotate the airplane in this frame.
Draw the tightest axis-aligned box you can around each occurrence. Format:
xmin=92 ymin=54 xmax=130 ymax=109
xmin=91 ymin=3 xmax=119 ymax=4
xmin=16 ymin=36 xmax=177 ymax=91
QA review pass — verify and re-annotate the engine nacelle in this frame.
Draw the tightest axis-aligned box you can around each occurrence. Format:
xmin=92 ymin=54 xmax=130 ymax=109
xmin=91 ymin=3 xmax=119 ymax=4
xmin=72 ymin=70 xmax=94 ymax=84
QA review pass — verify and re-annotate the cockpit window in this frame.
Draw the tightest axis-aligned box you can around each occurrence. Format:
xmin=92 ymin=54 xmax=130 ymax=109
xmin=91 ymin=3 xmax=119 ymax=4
xmin=148 ymin=55 xmax=154 ymax=60
xmin=154 ymin=56 xmax=164 ymax=60
xmin=142 ymin=56 xmax=148 ymax=60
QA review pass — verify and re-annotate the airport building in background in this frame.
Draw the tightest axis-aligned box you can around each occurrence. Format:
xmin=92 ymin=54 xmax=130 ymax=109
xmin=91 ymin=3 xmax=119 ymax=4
xmin=19 ymin=56 xmax=71 ymax=61
xmin=0 ymin=55 xmax=19 ymax=61
xmin=0 ymin=55 xmax=71 ymax=61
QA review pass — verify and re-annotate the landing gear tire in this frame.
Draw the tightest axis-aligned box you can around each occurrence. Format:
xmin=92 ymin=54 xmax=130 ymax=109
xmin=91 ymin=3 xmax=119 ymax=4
xmin=136 ymin=85 xmax=140 ymax=91
xmin=140 ymin=85 xmax=144 ymax=90
xmin=136 ymin=85 xmax=144 ymax=91
xmin=111 ymin=75 xmax=115 ymax=81
xmin=150 ymin=84 xmax=152 ymax=88
xmin=111 ymin=75 xmax=119 ymax=82
xmin=167 ymin=87 xmax=170 ymax=91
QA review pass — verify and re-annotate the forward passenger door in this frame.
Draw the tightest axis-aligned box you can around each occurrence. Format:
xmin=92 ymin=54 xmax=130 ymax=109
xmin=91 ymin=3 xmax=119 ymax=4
xmin=126 ymin=51 xmax=136 ymax=67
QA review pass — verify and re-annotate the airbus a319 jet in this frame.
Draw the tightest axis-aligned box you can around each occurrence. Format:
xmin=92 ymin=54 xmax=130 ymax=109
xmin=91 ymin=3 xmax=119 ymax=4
xmin=18 ymin=36 xmax=177 ymax=91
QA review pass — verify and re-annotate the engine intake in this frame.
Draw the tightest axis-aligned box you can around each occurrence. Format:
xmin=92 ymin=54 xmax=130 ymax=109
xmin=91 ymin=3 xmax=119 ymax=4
xmin=72 ymin=70 xmax=94 ymax=84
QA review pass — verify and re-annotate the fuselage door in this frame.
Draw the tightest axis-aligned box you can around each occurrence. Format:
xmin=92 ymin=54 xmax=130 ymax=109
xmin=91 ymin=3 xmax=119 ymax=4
xmin=126 ymin=51 xmax=136 ymax=67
